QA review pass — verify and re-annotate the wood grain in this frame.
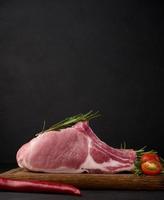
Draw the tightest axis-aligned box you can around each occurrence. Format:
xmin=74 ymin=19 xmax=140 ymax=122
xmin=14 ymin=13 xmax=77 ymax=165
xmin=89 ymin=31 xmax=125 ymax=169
xmin=0 ymin=168 xmax=164 ymax=190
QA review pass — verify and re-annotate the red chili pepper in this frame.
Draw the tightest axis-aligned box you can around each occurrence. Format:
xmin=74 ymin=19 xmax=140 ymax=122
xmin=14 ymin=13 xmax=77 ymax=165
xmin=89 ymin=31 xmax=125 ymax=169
xmin=0 ymin=177 xmax=80 ymax=196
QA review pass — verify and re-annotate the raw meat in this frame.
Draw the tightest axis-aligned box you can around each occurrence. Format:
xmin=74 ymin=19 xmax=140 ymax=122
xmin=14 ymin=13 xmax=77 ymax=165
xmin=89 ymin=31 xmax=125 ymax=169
xmin=16 ymin=121 xmax=136 ymax=173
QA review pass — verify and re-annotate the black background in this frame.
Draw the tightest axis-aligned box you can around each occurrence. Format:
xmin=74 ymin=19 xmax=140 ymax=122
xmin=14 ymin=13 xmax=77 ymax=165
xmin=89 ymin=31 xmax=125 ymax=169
xmin=0 ymin=0 xmax=163 ymax=165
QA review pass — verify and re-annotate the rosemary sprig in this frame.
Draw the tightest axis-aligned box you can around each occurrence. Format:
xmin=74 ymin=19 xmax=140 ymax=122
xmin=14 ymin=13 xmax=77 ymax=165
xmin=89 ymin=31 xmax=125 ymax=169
xmin=36 ymin=111 xmax=100 ymax=134
xmin=41 ymin=120 xmax=46 ymax=133
xmin=134 ymin=159 xmax=142 ymax=176
xmin=160 ymin=157 xmax=164 ymax=164
xmin=136 ymin=147 xmax=157 ymax=158
xmin=120 ymin=141 xmax=127 ymax=149
xmin=46 ymin=111 xmax=100 ymax=131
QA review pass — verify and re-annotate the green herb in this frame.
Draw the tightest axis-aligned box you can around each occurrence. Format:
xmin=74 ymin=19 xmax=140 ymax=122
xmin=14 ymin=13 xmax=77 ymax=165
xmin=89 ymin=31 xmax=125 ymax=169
xmin=41 ymin=120 xmax=46 ymax=133
xmin=134 ymin=159 xmax=142 ymax=176
xmin=160 ymin=157 xmax=164 ymax=164
xmin=36 ymin=111 xmax=100 ymax=136
xmin=120 ymin=141 xmax=127 ymax=149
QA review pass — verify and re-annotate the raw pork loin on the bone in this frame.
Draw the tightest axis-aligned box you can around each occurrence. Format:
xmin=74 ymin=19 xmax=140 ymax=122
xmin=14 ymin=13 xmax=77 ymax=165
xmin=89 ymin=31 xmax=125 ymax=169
xmin=16 ymin=121 xmax=136 ymax=173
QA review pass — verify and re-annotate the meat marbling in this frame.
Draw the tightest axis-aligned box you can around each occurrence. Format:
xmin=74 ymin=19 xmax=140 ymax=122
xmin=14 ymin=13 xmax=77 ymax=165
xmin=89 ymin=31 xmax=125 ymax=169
xmin=16 ymin=121 xmax=136 ymax=173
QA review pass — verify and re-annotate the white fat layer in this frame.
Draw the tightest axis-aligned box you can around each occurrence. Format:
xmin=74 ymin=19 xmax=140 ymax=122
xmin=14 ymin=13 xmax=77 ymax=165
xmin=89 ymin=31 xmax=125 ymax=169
xmin=79 ymin=137 xmax=129 ymax=172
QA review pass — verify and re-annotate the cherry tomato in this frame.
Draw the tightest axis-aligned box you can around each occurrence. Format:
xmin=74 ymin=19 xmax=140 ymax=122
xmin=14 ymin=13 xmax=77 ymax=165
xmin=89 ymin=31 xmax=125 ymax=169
xmin=141 ymin=160 xmax=162 ymax=175
xmin=141 ymin=153 xmax=160 ymax=163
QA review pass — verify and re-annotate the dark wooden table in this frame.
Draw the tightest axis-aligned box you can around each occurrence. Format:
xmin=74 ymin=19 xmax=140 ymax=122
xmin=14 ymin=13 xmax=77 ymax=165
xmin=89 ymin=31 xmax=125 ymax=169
xmin=0 ymin=165 xmax=164 ymax=200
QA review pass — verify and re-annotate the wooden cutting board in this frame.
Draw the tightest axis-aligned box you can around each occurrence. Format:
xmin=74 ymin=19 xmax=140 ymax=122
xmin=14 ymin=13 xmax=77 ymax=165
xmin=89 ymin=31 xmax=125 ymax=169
xmin=0 ymin=168 xmax=164 ymax=190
